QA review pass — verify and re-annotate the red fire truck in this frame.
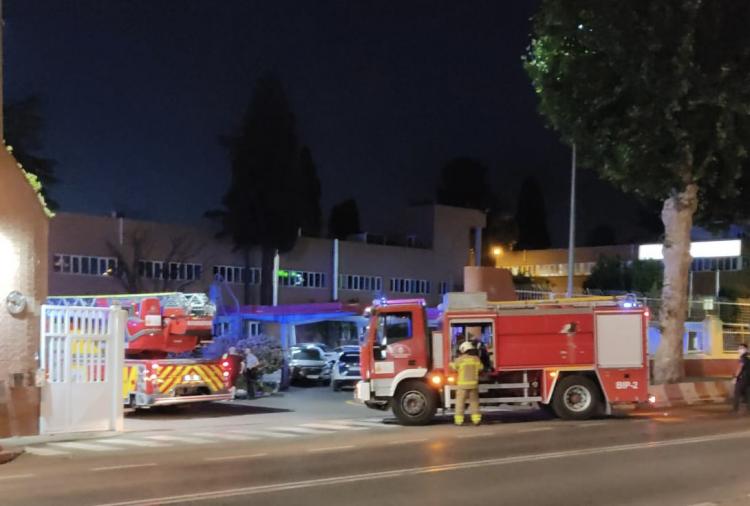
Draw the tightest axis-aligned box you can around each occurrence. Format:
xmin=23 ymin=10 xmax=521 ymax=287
xmin=355 ymin=292 xmax=651 ymax=425
xmin=47 ymin=292 xmax=236 ymax=408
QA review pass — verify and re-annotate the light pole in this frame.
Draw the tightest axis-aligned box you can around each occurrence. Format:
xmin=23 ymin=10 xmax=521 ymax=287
xmin=566 ymin=143 xmax=577 ymax=297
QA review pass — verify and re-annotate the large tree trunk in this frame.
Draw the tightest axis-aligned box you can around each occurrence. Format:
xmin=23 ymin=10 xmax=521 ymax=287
xmin=260 ymin=246 xmax=275 ymax=305
xmin=653 ymin=183 xmax=698 ymax=384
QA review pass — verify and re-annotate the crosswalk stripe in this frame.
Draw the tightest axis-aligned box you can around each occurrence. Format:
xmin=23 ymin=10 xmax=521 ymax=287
xmin=301 ymin=423 xmax=367 ymax=431
xmin=49 ymin=442 xmax=119 ymax=452
xmin=24 ymin=446 xmax=69 ymax=456
xmin=92 ymin=438 xmax=170 ymax=448
xmin=146 ymin=435 xmax=214 ymax=444
xmin=270 ymin=426 xmax=333 ymax=435
xmin=190 ymin=432 xmax=259 ymax=441
xmin=228 ymin=429 xmax=296 ymax=438
xmin=345 ymin=421 xmax=398 ymax=429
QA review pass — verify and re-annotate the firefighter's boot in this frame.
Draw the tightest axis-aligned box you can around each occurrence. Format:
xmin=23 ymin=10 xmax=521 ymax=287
xmin=471 ymin=413 xmax=482 ymax=426
xmin=454 ymin=415 xmax=465 ymax=426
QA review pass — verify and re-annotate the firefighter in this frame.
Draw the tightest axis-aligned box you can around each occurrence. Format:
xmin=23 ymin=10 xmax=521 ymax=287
xmin=733 ymin=343 xmax=750 ymax=413
xmin=451 ymin=341 xmax=482 ymax=426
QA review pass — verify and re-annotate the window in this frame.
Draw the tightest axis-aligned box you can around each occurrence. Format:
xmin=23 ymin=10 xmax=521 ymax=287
xmin=389 ymin=277 xmax=430 ymax=294
xmin=687 ymin=331 xmax=701 ymax=353
xmin=278 ymin=270 xmax=326 ymax=288
xmin=376 ymin=312 xmax=413 ymax=344
xmin=244 ymin=321 xmax=262 ymax=338
xmin=691 ymin=256 xmax=742 ymax=272
xmin=138 ymin=260 xmax=202 ymax=282
xmin=339 ymin=352 xmax=360 ymax=363
xmin=53 ymin=254 xmax=118 ymax=277
xmin=292 ymin=349 xmax=323 ymax=361
xmin=449 ymin=320 xmax=494 ymax=361
xmin=340 ymin=274 xmax=383 ymax=292
xmin=374 ymin=312 xmax=413 ymax=361
xmin=213 ymin=265 xmax=261 ymax=285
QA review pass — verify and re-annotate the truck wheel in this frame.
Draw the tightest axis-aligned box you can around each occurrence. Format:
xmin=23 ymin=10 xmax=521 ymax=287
xmin=552 ymin=375 xmax=601 ymax=420
xmin=392 ymin=381 xmax=437 ymax=426
xmin=332 ymin=381 xmax=341 ymax=392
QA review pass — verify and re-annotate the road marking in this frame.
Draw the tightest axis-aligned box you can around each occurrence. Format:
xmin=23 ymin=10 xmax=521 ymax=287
xmin=386 ymin=438 xmax=427 ymax=445
xmin=301 ymin=423 xmax=366 ymax=431
xmin=204 ymin=453 xmax=268 ymax=462
xmin=576 ymin=422 xmax=607 ymax=427
xmin=516 ymin=426 xmax=553 ymax=433
xmin=307 ymin=445 xmax=355 ymax=453
xmin=686 ymin=502 xmax=717 ymax=506
xmin=92 ymin=463 xmax=157 ymax=472
xmin=272 ymin=426 xmax=333 ymax=435
xmin=24 ymin=446 xmax=69 ymax=456
xmin=228 ymin=429 xmax=295 ymax=438
xmin=191 ymin=432 xmax=259 ymax=441
xmin=0 ymin=474 xmax=34 ymax=481
xmin=93 ymin=438 xmax=169 ymax=448
xmin=146 ymin=435 xmax=213 ymax=444
xmin=345 ymin=421 xmax=398 ymax=429
xmin=49 ymin=442 xmax=119 ymax=452
xmin=92 ymin=430 xmax=750 ymax=506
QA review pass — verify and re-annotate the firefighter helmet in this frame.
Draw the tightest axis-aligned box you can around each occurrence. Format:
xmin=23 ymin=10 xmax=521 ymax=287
xmin=459 ymin=341 xmax=475 ymax=354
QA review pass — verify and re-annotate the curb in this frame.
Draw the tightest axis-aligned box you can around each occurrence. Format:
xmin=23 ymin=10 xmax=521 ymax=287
xmin=0 ymin=430 xmax=123 ymax=451
xmin=649 ymin=380 xmax=733 ymax=407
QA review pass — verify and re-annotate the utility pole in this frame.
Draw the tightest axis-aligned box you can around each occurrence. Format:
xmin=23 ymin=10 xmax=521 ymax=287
xmin=566 ymin=143 xmax=576 ymax=297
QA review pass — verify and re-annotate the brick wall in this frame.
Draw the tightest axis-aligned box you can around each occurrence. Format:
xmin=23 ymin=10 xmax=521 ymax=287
xmin=0 ymin=148 xmax=48 ymax=437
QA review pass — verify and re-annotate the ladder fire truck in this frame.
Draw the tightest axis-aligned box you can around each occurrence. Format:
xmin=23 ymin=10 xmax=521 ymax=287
xmin=46 ymin=292 xmax=235 ymax=408
xmin=355 ymin=292 xmax=652 ymax=425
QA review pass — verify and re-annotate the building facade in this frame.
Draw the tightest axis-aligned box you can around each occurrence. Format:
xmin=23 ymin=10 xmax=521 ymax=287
xmin=0 ymin=148 xmax=48 ymax=438
xmin=48 ymin=205 xmax=486 ymax=307
xmin=496 ymin=239 xmax=748 ymax=297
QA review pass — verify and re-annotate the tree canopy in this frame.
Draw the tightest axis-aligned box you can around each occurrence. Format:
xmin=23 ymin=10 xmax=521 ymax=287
xmin=524 ymin=1 xmax=750 ymax=217
xmin=524 ymin=1 xmax=750 ymax=382
xmin=5 ymin=95 xmax=58 ymax=209
xmin=328 ymin=199 xmax=361 ymax=240
xmin=299 ymin=146 xmax=322 ymax=237
xmin=209 ymin=75 xmax=315 ymax=303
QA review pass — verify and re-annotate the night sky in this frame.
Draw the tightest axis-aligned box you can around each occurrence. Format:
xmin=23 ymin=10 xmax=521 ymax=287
xmin=4 ymin=1 xmax=656 ymax=246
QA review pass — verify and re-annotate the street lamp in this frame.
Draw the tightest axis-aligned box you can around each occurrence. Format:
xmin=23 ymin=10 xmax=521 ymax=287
xmin=492 ymin=246 xmax=503 ymax=268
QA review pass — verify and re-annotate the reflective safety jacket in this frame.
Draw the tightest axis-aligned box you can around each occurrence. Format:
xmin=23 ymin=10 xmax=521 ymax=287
xmin=450 ymin=355 xmax=482 ymax=388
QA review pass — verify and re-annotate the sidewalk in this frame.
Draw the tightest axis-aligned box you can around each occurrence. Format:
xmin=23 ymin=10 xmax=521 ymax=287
xmin=649 ymin=379 xmax=733 ymax=407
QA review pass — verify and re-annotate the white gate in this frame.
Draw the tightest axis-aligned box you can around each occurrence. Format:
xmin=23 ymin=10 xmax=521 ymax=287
xmin=39 ymin=305 xmax=125 ymax=434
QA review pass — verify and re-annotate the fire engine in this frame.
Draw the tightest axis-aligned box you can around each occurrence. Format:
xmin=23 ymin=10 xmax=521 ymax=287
xmin=355 ymin=292 xmax=651 ymax=425
xmin=46 ymin=292 xmax=235 ymax=408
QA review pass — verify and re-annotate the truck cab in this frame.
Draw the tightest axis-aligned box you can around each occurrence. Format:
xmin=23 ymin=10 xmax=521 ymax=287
xmin=356 ymin=293 xmax=651 ymax=425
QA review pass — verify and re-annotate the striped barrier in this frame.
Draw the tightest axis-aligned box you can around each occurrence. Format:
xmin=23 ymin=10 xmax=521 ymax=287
xmin=648 ymin=380 xmax=733 ymax=407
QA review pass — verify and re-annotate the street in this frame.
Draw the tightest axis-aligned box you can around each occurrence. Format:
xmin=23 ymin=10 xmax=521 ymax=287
xmin=1 ymin=389 xmax=749 ymax=506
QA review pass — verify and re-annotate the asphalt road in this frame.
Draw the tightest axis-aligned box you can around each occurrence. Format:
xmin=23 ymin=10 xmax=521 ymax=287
xmin=2 ymin=402 xmax=750 ymax=506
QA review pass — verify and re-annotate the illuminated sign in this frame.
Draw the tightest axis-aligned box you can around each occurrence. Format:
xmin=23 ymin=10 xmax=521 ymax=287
xmin=638 ymin=239 xmax=742 ymax=260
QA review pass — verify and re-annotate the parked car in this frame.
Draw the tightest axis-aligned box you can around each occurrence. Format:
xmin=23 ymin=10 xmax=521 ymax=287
xmin=331 ymin=350 xmax=361 ymax=391
xmin=334 ymin=345 xmax=360 ymax=354
xmin=289 ymin=346 xmax=331 ymax=385
xmin=297 ymin=342 xmax=339 ymax=363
